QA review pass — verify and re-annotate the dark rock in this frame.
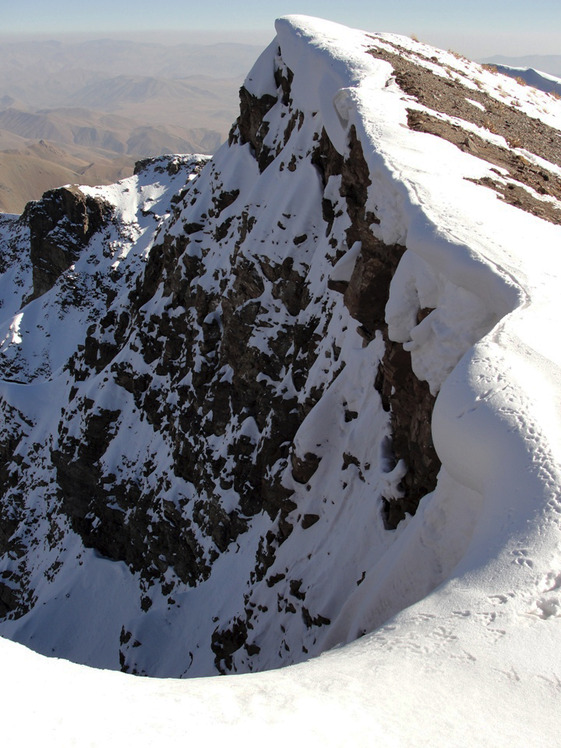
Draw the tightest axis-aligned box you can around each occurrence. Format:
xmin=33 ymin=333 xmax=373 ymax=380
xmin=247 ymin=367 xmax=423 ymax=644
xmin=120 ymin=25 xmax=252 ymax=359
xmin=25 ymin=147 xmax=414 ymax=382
xmin=302 ymin=607 xmax=330 ymax=628
xmin=211 ymin=617 xmax=249 ymax=673
xmin=375 ymin=337 xmax=440 ymax=527
xmin=0 ymin=581 xmax=18 ymax=617
xmin=231 ymin=87 xmax=277 ymax=172
xmin=323 ymin=123 xmax=440 ymax=527
xmin=291 ymin=452 xmax=321 ymax=484
xmin=213 ymin=189 xmax=240 ymax=215
xmin=301 ymin=514 xmax=320 ymax=529
xmin=23 ymin=186 xmax=113 ymax=299
xmin=289 ymin=579 xmax=306 ymax=599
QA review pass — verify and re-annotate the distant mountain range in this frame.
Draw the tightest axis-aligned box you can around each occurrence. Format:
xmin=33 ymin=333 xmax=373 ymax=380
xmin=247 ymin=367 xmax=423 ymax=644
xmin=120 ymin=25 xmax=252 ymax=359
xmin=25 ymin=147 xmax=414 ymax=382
xmin=0 ymin=38 xmax=263 ymax=103
xmin=482 ymin=54 xmax=561 ymax=78
xmin=0 ymin=38 xmax=261 ymax=213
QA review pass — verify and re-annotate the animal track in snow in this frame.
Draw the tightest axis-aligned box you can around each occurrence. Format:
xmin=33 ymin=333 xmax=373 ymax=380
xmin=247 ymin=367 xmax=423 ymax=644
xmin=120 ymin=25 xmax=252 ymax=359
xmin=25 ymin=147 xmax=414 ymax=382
xmin=512 ymin=548 xmax=535 ymax=569
xmin=529 ymin=596 xmax=561 ymax=619
xmin=488 ymin=592 xmax=515 ymax=605
xmin=542 ymin=571 xmax=561 ymax=592
xmin=528 ymin=570 xmax=561 ymax=619
xmin=452 ymin=609 xmax=471 ymax=618
xmin=493 ymin=666 xmax=521 ymax=683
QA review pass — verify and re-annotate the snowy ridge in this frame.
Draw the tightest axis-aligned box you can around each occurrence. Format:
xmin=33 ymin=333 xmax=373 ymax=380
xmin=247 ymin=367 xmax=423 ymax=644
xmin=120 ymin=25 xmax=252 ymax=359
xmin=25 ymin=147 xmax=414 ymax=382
xmin=1 ymin=15 xmax=561 ymax=746
xmin=491 ymin=63 xmax=561 ymax=98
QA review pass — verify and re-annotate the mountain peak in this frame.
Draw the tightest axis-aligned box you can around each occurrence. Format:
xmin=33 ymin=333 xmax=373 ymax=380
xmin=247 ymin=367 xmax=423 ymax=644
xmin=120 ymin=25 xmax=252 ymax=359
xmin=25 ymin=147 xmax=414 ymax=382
xmin=0 ymin=17 xmax=560 ymax=744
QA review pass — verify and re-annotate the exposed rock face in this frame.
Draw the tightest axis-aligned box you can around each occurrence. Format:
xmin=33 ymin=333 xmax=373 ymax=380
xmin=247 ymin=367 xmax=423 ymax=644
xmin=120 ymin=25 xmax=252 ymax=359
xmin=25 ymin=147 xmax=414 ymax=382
xmin=321 ymin=125 xmax=439 ymax=527
xmin=232 ymin=87 xmax=278 ymax=172
xmin=375 ymin=338 xmax=439 ymax=527
xmin=23 ymin=186 xmax=113 ymax=299
xmin=0 ymin=32 xmax=486 ymax=679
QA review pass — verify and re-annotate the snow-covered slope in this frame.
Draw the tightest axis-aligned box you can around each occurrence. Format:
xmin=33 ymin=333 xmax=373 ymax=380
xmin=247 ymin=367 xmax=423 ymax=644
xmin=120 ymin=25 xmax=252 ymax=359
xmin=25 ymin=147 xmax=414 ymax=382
xmin=490 ymin=62 xmax=561 ymax=97
xmin=1 ymin=15 xmax=561 ymax=745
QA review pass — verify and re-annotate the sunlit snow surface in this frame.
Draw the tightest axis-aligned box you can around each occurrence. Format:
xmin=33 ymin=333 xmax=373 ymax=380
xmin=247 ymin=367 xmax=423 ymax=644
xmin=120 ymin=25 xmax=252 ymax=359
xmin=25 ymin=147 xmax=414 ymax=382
xmin=1 ymin=14 xmax=561 ymax=745
xmin=492 ymin=63 xmax=561 ymax=97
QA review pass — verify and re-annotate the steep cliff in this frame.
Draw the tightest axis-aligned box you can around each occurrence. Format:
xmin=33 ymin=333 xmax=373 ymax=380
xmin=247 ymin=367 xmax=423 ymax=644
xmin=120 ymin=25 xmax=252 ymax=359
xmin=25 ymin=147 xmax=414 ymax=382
xmin=0 ymin=15 xmax=560 ymax=698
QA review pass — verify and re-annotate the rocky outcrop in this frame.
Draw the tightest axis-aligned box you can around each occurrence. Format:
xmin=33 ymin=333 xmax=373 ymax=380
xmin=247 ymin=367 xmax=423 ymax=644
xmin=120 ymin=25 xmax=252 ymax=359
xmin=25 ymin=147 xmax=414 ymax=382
xmin=375 ymin=337 xmax=439 ymax=527
xmin=321 ymin=125 xmax=439 ymax=527
xmin=0 ymin=31 xmax=451 ymax=677
xmin=23 ymin=185 xmax=113 ymax=299
xmin=230 ymin=87 xmax=277 ymax=172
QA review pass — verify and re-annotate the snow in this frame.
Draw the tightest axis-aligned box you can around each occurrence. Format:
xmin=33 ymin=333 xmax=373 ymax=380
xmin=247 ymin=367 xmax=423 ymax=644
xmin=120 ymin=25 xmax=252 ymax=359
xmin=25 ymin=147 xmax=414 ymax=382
xmin=1 ymin=14 xmax=561 ymax=746
xmin=492 ymin=63 xmax=561 ymax=97
xmin=330 ymin=240 xmax=362 ymax=283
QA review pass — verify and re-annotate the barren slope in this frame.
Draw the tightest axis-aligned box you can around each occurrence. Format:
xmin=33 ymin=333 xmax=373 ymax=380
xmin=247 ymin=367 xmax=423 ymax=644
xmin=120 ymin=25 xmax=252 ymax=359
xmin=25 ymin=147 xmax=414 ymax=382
xmin=0 ymin=139 xmax=135 ymax=214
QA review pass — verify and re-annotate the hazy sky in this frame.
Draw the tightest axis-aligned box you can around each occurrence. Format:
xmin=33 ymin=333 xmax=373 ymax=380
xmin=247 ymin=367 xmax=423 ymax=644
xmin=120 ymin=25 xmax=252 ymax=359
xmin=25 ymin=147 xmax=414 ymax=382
xmin=2 ymin=0 xmax=560 ymax=58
